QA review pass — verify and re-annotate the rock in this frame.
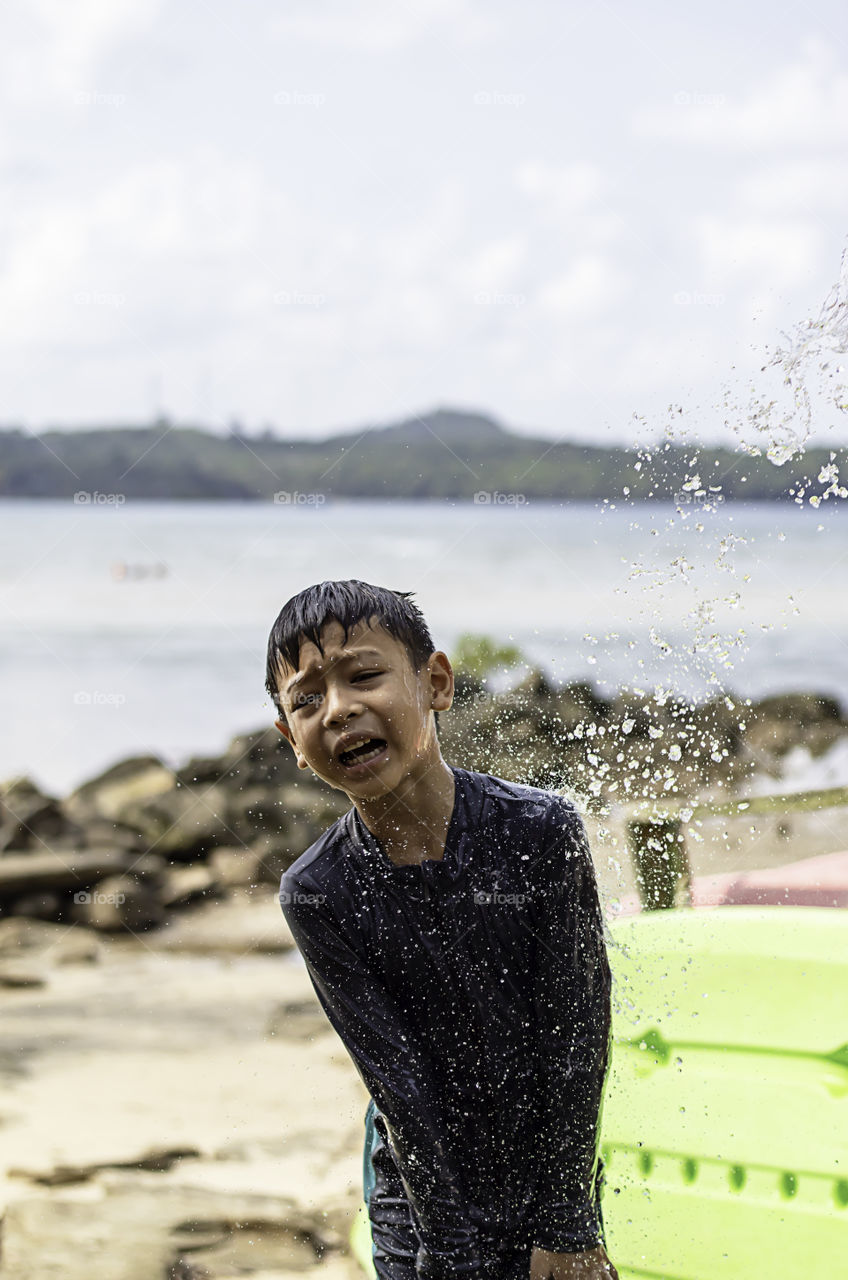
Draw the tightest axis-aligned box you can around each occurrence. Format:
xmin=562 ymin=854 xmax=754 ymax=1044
xmin=160 ymin=864 xmax=221 ymax=909
xmin=207 ymin=846 xmax=266 ymax=888
xmin=82 ymin=817 xmax=152 ymax=854
xmin=7 ymin=890 xmax=64 ymax=920
xmin=0 ymin=776 xmax=84 ymax=853
xmin=746 ymin=691 xmax=847 ymax=760
xmin=175 ymin=754 xmax=227 ymax=786
xmin=64 ymin=754 xmax=176 ymax=823
xmin=558 ymin=680 xmax=612 ymax=724
xmin=0 ymin=917 xmax=102 ymax=964
xmin=72 ymin=874 xmax=165 ymax=932
xmin=0 ymin=961 xmax=47 ymax=987
xmin=119 ymin=783 xmax=233 ymax=861
xmin=152 ymin=889 xmax=295 ymax=954
xmin=218 ymin=726 xmax=302 ymax=788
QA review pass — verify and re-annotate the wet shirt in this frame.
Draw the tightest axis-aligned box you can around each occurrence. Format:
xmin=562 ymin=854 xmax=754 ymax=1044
xmin=280 ymin=767 xmax=612 ymax=1279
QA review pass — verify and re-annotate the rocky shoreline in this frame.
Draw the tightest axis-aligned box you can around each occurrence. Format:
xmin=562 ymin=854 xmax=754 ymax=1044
xmin=2 ymin=678 xmax=846 ymax=939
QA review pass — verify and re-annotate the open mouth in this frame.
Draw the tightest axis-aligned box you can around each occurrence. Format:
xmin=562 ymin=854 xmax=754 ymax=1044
xmin=338 ymin=737 xmax=388 ymax=768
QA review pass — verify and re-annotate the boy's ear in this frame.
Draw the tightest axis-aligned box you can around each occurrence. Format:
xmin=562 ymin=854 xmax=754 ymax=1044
xmin=274 ymin=718 xmax=310 ymax=770
xmin=426 ymin=651 xmax=454 ymax=712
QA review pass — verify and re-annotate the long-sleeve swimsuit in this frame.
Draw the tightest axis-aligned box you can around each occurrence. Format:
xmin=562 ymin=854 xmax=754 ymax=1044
xmin=280 ymin=767 xmax=612 ymax=1279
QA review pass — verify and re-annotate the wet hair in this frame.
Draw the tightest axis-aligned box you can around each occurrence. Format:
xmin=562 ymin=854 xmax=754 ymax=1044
xmin=265 ymin=579 xmax=437 ymax=717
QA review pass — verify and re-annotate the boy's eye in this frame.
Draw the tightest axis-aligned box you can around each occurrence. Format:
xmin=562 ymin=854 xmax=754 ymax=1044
xmin=352 ymin=670 xmax=383 ymax=682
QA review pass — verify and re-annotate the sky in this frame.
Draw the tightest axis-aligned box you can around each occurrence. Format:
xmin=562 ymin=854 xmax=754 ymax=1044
xmin=3 ymin=0 xmax=848 ymax=447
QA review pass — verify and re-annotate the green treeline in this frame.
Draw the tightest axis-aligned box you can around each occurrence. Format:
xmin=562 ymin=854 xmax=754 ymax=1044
xmin=0 ymin=408 xmax=843 ymax=502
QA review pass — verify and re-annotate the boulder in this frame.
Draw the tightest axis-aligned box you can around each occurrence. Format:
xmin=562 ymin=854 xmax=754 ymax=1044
xmin=745 ymin=691 xmax=847 ymax=759
xmin=6 ymin=889 xmax=63 ymax=920
xmin=218 ymin=726 xmax=303 ymax=788
xmin=207 ymin=845 xmax=266 ymax=888
xmin=160 ymin=864 xmax=221 ymax=909
xmin=64 ymin=754 xmax=176 ymax=824
xmin=119 ymin=783 xmax=232 ymax=861
xmin=72 ymin=874 xmax=165 ymax=932
xmin=0 ymin=776 xmax=84 ymax=853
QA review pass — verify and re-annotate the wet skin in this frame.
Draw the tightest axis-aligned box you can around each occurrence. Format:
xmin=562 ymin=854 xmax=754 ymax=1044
xmin=272 ymin=617 xmax=456 ymax=865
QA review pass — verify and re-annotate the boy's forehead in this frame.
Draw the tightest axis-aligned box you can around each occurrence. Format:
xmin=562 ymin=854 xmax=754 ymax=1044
xmin=278 ymin=618 xmax=408 ymax=682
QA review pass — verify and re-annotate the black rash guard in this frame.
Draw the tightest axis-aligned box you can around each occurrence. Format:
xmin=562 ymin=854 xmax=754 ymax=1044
xmin=280 ymin=767 xmax=612 ymax=1279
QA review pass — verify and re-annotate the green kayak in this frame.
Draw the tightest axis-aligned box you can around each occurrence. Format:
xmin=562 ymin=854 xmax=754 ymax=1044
xmin=351 ymin=906 xmax=848 ymax=1278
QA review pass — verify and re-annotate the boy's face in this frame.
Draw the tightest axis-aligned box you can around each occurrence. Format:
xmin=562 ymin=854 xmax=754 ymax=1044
xmin=272 ymin=617 xmax=453 ymax=799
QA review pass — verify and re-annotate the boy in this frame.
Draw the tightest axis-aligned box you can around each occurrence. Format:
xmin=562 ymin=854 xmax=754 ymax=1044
xmin=266 ymin=580 xmax=617 ymax=1280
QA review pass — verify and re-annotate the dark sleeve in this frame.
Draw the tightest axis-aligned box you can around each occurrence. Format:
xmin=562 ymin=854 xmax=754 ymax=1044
xmin=524 ymin=799 xmax=612 ymax=1253
xmin=280 ymin=874 xmax=486 ymax=1279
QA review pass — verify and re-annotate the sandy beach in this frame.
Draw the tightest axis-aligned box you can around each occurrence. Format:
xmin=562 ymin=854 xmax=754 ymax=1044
xmin=0 ymin=889 xmax=370 ymax=1279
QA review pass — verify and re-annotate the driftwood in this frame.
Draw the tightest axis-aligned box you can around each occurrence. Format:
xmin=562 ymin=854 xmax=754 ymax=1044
xmin=0 ymin=850 xmax=161 ymax=899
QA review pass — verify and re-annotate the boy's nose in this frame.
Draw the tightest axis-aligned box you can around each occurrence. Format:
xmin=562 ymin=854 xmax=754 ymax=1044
xmin=322 ymin=686 xmax=362 ymax=727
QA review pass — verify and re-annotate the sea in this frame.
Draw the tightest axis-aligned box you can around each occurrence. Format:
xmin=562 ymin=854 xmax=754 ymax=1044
xmin=1 ymin=497 xmax=846 ymax=796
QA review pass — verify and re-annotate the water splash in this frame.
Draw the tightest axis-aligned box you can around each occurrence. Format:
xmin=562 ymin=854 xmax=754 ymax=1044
xmin=728 ymin=244 xmax=848 ymax=467
xmin=588 ymin=245 xmax=848 ymax=856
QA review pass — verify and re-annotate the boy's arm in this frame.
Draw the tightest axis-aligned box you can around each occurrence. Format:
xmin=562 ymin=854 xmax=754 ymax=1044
xmin=525 ymin=800 xmax=613 ymax=1256
xmin=281 ymin=880 xmax=486 ymax=1280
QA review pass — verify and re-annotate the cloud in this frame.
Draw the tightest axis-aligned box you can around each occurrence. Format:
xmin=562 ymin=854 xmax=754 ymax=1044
xmin=539 ymin=253 xmax=626 ymax=318
xmin=633 ymin=38 xmax=848 ymax=150
xmin=515 ymin=160 xmax=605 ymax=214
xmin=693 ymin=216 xmax=821 ymax=295
xmin=1 ymin=0 xmax=164 ymax=103
xmin=270 ymin=0 xmax=498 ymax=53
xmin=738 ymin=158 xmax=848 ymax=214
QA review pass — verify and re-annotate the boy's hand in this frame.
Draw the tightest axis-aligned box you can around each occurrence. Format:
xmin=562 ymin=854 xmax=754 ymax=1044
xmin=529 ymin=1245 xmax=619 ymax=1279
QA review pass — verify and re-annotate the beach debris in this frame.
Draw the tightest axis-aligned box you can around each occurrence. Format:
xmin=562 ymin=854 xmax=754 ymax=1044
xmin=0 ymin=917 xmax=102 ymax=964
xmin=0 ymin=1183 xmax=346 ymax=1280
xmin=8 ymin=1145 xmax=202 ymax=1186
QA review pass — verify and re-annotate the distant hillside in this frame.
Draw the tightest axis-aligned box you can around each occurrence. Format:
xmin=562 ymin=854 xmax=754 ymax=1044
xmin=0 ymin=407 xmax=843 ymax=502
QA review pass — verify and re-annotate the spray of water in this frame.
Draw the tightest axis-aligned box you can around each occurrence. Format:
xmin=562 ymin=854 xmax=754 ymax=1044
xmin=572 ymin=246 xmax=848 ymax=907
xmin=729 ymin=243 xmax=848 ymax=472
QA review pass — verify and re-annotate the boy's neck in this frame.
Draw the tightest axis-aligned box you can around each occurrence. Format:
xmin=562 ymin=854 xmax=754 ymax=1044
xmin=353 ymin=755 xmax=456 ymax=866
